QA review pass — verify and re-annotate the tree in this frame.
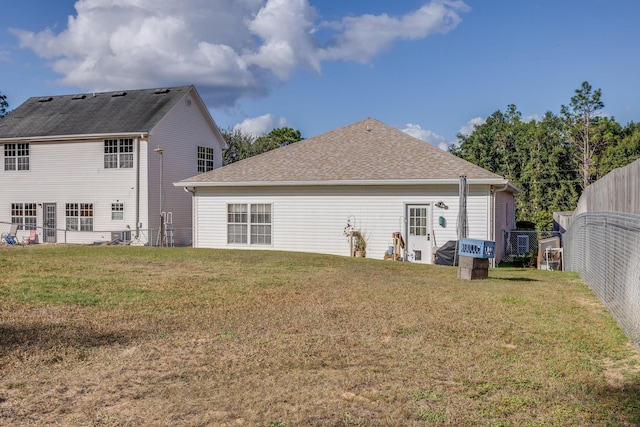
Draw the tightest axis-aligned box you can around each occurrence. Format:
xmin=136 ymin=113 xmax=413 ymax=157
xmin=252 ymin=127 xmax=302 ymax=155
xmin=560 ymin=81 xmax=609 ymax=188
xmin=598 ymin=121 xmax=640 ymax=177
xmin=221 ymin=126 xmax=304 ymax=164
xmin=0 ymin=91 xmax=9 ymax=117
xmin=221 ymin=128 xmax=254 ymax=164
xmin=451 ymin=106 xmax=580 ymax=229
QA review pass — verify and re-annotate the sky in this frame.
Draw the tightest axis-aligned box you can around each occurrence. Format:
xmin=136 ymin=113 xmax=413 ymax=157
xmin=2 ymin=0 xmax=640 ymax=151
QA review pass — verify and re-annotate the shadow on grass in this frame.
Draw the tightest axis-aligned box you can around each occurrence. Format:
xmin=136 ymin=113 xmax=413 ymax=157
xmin=0 ymin=323 xmax=145 ymax=352
xmin=595 ymin=381 xmax=640 ymax=425
xmin=491 ymin=277 xmax=540 ymax=282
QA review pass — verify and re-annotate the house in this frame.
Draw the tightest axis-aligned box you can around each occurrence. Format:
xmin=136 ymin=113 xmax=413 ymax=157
xmin=0 ymin=85 xmax=225 ymax=245
xmin=176 ymin=118 xmax=519 ymax=263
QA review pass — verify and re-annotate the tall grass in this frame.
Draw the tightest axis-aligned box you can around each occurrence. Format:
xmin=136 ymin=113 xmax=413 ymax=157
xmin=0 ymin=246 xmax=639 ymax=426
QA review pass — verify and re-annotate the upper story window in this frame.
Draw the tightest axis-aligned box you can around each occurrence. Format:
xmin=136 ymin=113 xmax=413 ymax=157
xmin=104 ymin=139 xmax=133 ymax=169
xmin=4 ymin=143 xmax=30 ymax=171
xmin=198 ymin=146 xmax=214 ymax=173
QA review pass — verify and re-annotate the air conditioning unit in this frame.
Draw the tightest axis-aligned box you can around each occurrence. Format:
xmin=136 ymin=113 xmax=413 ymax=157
xmin=111 ymin=230 xmax=131 ymax=242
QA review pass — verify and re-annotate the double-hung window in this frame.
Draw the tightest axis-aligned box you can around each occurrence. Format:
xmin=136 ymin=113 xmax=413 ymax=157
xmin=111 ymin=203 xmax=124 ymax=221
xmin=227 ymin=203 xmax=272 ymax=245
xmin=104 ymin=139 xmax=133 ymax=168
xmin=4 ymin=143 xmax=30 ymax=171
xmin=66 ymin=203 xmax=94 ymax=231
xmin=198 ymin=146 xmax=215 ymax=172
xmin=11 ymin=203 xmax=37 ymax=230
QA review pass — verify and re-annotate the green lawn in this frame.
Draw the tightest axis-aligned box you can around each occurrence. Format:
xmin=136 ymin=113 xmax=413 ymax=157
xmin=0 ymin=246 xmax=639 ymax=426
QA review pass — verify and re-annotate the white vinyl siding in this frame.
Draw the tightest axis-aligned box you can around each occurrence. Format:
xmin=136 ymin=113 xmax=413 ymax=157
xmin=148 ymin=90 xmax=224 ymax=245
xmin=193 ymin=184 xmax=492 ymax=261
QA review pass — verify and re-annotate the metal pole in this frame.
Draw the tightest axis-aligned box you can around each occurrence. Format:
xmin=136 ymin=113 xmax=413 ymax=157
xmin=154 ymin=147 xmax=164 ymax=246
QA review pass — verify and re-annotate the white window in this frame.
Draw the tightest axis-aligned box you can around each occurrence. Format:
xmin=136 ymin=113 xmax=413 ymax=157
xmin=104 ymin=139 xmax=133 ymax=169
xmin=227 ymin=204 xmax=248 ymax=244
xmin=11 ymin=203 xmax=37 ymax=230
xmin=66 ymin=203 xmax=93 ymax=231
xmin=198 ymin=146 xmax=214 ymax=172
xmin=227 ymin=203 xmax=272 ymax=245
xmin=250 ymin=204 xmax=272 ymax=245
xmin=111 ymin=203 xmax=124 ymax=221
xmin=4 ymin=143 xmax=29 ymax=171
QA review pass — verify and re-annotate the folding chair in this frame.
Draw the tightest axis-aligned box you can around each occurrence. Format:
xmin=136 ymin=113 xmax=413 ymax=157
xmin=24 ymin=230 xmax=38 ymax=245
xmin=2 ymin=224 xmax=18 ymax=246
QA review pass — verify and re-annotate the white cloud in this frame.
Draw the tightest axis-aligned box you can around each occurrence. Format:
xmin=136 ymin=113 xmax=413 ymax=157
xmin=319 ymin=1 xmax=470 ymax=63
xmin=458 ymin=116 xmax=485 ymax=137
xmin=401 ymin=123 xmax=450 ymax=151
xmin=10 ymin=0 xmax=469 ymax=106
xmin=233 ymin=114 xmax=288 ymax=137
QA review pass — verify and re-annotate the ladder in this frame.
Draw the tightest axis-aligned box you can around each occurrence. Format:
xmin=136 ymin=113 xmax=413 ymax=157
xmin=156 ymin=212 xmax=174 ymax=247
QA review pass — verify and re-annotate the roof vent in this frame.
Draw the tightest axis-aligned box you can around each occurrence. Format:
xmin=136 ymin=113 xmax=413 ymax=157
xmin=71 ymin=94 xmax=87 ymax=100
xmin=38 ymin=97 xmax=53 ymax=103
xmin=111 ymin=91 xmax=127 ymax=97
xmin=154 ymin=88 xmax=170 ymax=94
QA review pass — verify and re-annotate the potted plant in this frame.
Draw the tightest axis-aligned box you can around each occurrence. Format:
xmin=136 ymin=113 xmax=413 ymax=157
xmin=353 ymin=229 xmax=367 ymax=257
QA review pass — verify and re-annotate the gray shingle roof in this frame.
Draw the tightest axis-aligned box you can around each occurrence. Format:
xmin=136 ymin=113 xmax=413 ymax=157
xmin=0 ymin=86 xmax=193 ymax=139
xmin=180 ymin=118 xmax=506 ymax=185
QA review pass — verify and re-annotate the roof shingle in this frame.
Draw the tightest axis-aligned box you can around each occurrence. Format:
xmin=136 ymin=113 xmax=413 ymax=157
xmin=0 ymin=86 xmax=193 ymax=139
xmin=181 ymin=118 xmax=505 ymax=185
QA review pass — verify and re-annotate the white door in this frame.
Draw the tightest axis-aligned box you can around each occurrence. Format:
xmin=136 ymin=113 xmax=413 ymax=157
xmin=406 ymin=204 xmax=433 ymax=263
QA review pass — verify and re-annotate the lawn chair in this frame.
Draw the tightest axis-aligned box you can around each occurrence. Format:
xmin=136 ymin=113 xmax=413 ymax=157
xmin=2 ymin=224 xmax=19 ymax=246
xmin=24 ymin=230 xmax=38 ymax=245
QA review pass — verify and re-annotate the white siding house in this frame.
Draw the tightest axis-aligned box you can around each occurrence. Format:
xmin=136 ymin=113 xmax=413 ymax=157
xmin=0 ymin=86 xmax=225 ymax=245
xmin=177 ymin=118 xmax=519 ymax=263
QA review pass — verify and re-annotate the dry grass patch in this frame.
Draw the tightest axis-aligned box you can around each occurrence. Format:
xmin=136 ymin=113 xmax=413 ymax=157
xmin=0 ymin=246 xmax=639 ymax=426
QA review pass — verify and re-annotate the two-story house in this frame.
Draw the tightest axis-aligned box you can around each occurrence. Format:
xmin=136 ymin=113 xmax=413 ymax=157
xmin=0 ymin=85 xmax=225 ymax=245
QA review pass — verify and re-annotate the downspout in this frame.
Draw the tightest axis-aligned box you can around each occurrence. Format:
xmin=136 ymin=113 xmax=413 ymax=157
xmin=490 ymin=183 xmax=510 ymax=266
xmin=184 ymin=186 xmax=195 ymax=246
xmin=135 ymin=135 xmax=143 ymax=239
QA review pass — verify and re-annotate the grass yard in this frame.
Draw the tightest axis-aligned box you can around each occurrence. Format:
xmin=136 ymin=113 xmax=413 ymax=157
xmin=0 ymin=246 xmax=639 ymax=426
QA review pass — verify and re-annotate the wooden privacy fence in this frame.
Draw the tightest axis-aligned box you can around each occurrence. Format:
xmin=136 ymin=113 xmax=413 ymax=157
xmin=575 ymin=157 xmax=640 ymax=216
xmin=564 ymin=158 xmax=640 ymax=346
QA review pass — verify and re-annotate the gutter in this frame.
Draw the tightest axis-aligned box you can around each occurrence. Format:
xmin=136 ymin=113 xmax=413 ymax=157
xmin=174 ymin=177 xmax=515 ymax=188
xmin=0 ymin=132 xmax=150 ymax=143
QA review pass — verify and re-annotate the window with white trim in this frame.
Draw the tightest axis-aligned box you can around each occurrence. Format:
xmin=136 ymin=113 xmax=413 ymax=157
xmin=11 ymin=203 xmax=37 ymax=230
xmin=227 ymin=203 xmax=272 ymax=245
xmin=4 ymin=143 xmax=30 ymax=171
xmin=198 ymin=146 xmax=214 ymax=172
xmin=66 ymin=203 xmax=94 ymax=231
xmin=111 ymin=203 xmax=124 ymax=221
xmin=250 ymin=204 xmax=272 ymax=244
xmin=104 ymin=139 xmax=133 ymax=168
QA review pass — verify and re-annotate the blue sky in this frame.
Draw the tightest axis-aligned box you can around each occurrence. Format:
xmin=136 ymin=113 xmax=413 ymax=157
xmin=2 ymin=0 xmax=640 ymax=150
